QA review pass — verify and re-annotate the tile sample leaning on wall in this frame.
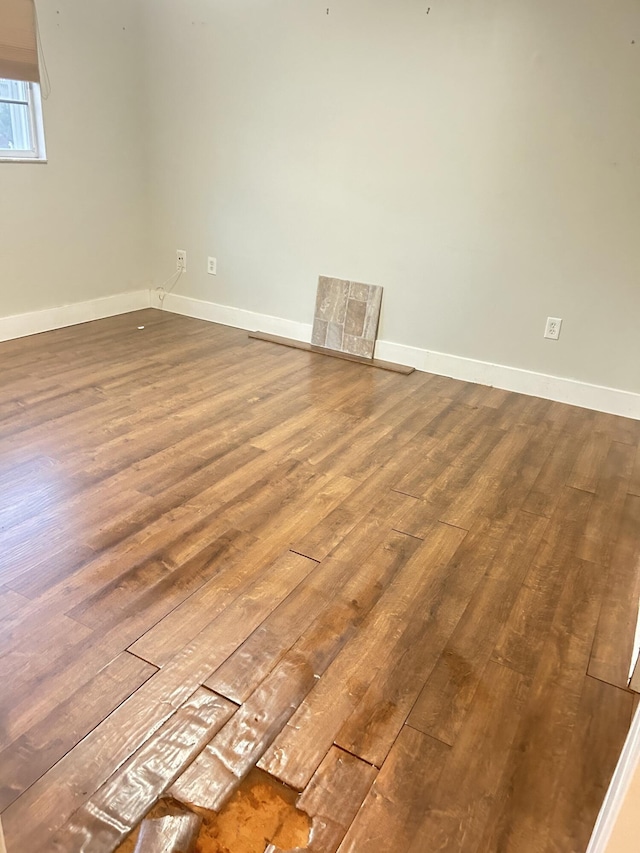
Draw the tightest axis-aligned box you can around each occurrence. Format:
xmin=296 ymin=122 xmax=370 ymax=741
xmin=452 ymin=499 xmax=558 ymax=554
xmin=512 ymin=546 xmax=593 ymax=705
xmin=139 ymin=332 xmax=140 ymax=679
xmin=311 ymin=276 xmax=383 ymax=359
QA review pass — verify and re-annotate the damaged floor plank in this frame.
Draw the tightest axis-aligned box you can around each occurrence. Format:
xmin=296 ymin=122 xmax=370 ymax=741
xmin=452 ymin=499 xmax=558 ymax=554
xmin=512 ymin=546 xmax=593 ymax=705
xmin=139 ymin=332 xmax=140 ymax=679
xmin=49 ymin=689 xmax=234 ymax=852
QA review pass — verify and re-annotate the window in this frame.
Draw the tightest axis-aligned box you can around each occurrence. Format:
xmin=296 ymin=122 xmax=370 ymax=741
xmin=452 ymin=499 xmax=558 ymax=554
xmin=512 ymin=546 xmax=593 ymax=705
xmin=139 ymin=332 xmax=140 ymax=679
xmin=0 ymin=77 xmax=45 ymax=161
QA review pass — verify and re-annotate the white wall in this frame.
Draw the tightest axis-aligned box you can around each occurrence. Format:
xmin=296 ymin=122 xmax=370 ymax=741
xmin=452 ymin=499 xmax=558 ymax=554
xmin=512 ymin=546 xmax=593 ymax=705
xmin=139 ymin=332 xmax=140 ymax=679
xmin=140 ymin=0 xmax=640 ymax=393
xmin=0 ymin=0 xmax=148 ymax=319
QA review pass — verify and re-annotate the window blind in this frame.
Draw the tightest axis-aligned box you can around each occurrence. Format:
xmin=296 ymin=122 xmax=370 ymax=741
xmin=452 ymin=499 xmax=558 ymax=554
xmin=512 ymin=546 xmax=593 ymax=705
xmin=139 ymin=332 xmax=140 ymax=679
xmin=0 ymin=0 xmax=39 ymax=83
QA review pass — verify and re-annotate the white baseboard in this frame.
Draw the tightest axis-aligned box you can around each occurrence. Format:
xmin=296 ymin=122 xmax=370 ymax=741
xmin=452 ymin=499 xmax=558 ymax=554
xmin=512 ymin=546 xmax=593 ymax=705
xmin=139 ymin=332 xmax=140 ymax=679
xmin=376 ymin=340 xmax=640 ymax=420
xmin=153 ymin=291 xmax=313 ymax=344
xmin=0 ymin=290 xmax=151 ymax=343
xmin=586 ymin=705 xmax=640 ymax=853
xmin=159 ymin=293 xmax=640 ymax=420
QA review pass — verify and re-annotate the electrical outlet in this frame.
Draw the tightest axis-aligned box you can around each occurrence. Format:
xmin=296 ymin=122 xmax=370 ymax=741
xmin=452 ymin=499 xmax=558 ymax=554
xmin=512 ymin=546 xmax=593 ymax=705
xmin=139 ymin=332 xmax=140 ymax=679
xmin=544 ymin=317 xmax=562 ymax=340
xmin=207 ymin=257 xmax=217 ymax=276
xmin=176 ymin=249 xmax=187 ymax=272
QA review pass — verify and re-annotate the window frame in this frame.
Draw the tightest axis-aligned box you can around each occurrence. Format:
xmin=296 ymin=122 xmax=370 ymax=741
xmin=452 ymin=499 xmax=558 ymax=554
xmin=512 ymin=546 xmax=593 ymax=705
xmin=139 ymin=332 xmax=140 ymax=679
xmin=0 ymin=79 xmax=46 ymax=163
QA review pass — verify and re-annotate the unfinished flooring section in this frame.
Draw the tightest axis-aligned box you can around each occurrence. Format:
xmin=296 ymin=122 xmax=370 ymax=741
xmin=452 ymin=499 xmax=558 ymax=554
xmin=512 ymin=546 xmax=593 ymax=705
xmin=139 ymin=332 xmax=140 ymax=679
xmin=0 ymin=309 xmax=639 ymax=852
xmin=115 ymin=771 xmax=310 ymax=853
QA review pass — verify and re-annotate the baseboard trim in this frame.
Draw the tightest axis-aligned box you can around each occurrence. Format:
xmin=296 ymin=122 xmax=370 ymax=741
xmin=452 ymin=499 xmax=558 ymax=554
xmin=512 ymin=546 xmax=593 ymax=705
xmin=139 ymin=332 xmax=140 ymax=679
xmin=375 ymin=340 xmax=640 ymax=420
xmin=586 ymin=705 xmax=640 ymax=853
xmin=158 ymin=293 xmax=640 ymax=420
xmin=0 ymin=290 xmax=151 ymax=343
xmin=153 ymin=290 xmax=312 ymax=343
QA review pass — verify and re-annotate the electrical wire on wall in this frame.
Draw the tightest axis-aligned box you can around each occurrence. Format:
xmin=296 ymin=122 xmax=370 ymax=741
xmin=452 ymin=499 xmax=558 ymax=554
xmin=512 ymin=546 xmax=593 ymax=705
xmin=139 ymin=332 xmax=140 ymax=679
xmin=155 ymin=268 xmax=184 ymax=306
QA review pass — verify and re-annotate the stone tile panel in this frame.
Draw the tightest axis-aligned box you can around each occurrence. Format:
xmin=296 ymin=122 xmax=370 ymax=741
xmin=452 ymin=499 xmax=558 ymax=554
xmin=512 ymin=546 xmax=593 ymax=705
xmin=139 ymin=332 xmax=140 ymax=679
xmin=311 ymin=276 xmax=383 ymax=359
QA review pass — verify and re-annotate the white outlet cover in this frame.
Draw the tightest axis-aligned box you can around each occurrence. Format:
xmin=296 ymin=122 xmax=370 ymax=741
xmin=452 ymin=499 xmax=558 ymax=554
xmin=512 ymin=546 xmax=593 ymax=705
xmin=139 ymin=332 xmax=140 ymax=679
xmin=208 ymin=257 xmax=217 ymax=275
xmin=544 ymin=317 xmax=562 ymax=340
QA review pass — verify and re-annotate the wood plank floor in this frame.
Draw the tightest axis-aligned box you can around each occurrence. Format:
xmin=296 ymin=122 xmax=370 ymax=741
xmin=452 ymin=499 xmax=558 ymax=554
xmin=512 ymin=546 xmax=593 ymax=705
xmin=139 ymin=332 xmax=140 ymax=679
xmin=1 ymin=308 xmax=639 ymax=852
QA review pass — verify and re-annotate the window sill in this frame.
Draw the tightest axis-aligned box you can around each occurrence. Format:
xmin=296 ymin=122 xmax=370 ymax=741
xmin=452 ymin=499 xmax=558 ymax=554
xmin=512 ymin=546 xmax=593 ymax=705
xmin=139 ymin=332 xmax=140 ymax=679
xmin=0 ymin=157 xmax=47 ymax=164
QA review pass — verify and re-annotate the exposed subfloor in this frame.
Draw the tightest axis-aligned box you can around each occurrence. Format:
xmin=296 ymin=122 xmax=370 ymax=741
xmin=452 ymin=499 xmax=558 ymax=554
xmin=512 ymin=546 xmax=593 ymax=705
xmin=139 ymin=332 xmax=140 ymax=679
xmin=1 ymin=308 xmax=639 ymax=852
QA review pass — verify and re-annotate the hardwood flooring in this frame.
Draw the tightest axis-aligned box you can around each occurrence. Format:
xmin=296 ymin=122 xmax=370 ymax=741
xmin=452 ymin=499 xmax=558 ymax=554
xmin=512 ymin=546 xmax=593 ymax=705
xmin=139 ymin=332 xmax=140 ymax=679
xmin=0 ymin=308 xmax=639 ymax=852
